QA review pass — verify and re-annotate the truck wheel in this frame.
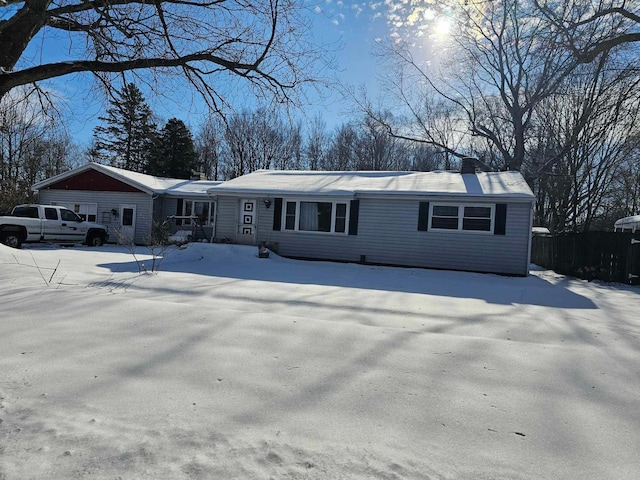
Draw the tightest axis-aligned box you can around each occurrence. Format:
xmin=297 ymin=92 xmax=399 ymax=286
xmin=87 ymin=232 xmax=105 ymax=247
xmin=1 ymin=232 xmax=23 ymax=249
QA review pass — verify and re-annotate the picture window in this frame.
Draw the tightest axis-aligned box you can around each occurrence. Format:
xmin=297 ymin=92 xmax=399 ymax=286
xmin=281 ymin=200 xmax=349 ymax=234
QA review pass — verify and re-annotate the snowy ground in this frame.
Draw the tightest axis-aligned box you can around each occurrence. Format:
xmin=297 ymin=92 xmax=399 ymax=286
xmin=0 ymin=242 xmax=639 ymax=480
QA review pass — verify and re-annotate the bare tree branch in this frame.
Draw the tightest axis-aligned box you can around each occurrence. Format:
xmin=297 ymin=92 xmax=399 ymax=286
xmin=535 ymin=1 xmax=640 ymax=64
xmin=0 ymin=0 xmax=325 ymax=112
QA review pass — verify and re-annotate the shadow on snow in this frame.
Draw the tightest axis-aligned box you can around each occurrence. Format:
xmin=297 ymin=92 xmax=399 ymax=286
xmin=93 ymin=243 xmax=598 ymax=309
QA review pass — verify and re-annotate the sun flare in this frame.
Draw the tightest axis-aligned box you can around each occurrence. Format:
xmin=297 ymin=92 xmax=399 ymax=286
xmin=433 ymin=15 xmax=453 ymax=39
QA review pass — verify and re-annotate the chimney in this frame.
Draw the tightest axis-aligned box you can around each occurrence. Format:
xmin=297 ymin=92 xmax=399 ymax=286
xmin=190 ymin=172 xmax=207 ymax=181
xmin=461 ymin=157 xmax=477 ymax=174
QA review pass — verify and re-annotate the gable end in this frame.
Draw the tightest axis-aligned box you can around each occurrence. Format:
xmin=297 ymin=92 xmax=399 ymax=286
xmin=43 ymin=169 xmax=145 ymax=193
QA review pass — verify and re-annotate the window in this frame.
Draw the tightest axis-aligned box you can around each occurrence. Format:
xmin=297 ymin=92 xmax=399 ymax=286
xmin=60 ymin=209 xmax=82 ymax=222
xmin=44 ymin=208 xmax=58 ymax=220
xmin=122 ymin=208 xmax=134 ymax=227
xmin=189 ymin=201 xmax=214 ymax=226
xmin=335 ymin=203 xmax=347 ymax=233
xmin=176 ymin=200 xmax=215 ymax=226
xmin=463 ymin=206 xmax=492 ymax=231
xmin=431 ymin=205 xmax=460 ymax=230
xmin=285 ymin=201 xmax=296 ymax=230
xmin=299 ymin=202 xmax=332 ymax=232
xmin=282 ymin=200 xmax=349 ymax=234
xmin=429 ymin=203 xmax=494 ymax=233
xmin=61 ymin=203 xmax=97 ymax=222
xmin=12 ymin=206 xmax=39 ymax=218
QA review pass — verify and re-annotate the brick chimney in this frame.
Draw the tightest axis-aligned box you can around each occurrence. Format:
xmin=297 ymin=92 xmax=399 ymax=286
xmin=461 ymin=157 xmax=477 ymax=174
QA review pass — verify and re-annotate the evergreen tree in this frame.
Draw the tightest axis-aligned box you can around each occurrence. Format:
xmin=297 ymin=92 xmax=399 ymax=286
xmin=148 ymin=118 xmax=197 ymax=179
xmin=92 ymin=83 xmax=157 ymax=172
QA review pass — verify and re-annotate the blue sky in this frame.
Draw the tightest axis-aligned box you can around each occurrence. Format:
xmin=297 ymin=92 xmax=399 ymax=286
xmin=25 ymin=1 xmax=453 ymax=145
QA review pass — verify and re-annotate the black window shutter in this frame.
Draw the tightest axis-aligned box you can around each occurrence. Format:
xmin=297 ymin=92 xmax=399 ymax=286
xmin=418 ymin=202 xmax=430 ymax=231
xmin=348 ymin=200 xmax=359 ymax=236
xmin=176 ymin=198 xmax=183 ymax=226
xmin=273 ymin=197 xmax=283 ymax=230
xmin=494 ymin=203 xmax=507 ymax=235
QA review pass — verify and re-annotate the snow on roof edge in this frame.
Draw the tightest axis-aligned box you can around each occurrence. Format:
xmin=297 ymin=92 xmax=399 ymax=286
xmin=614 ymin=215 xmax=640 ymax=226
xmin=33 ymin=162 xmax=217 ymax=196
xmin=207 ymin=187 xmax=535 ymax=200
xmin=207 ymin=170 xmax=535 ymax=199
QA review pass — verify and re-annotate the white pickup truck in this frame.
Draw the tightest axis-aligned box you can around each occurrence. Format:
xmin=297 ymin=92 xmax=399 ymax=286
xmin=0 ymin=204 xmax=109 ymax=249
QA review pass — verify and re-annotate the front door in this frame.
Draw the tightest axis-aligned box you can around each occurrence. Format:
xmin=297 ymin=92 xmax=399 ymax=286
xmin=119 ymin=204 xmax=136 ymax=244
xmin=237 ymin=199 xmax=256 ymax=245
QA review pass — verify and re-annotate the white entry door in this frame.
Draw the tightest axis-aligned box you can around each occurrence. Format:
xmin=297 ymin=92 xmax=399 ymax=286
xmin=119 ymin=204 xmax=136 ymax=244
xmin=237 ymin=199 xmax=256 ymax=245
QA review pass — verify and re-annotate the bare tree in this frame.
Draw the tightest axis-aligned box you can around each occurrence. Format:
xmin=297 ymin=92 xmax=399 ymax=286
xmin=352 ymin=113 xmax=398 ymax=171
xmin=323 ymin=123 xmax=357 ymax=171
xmin=0 ymin=87 xmax=72 ymax=211
xmin=369 ymin=0 xmax=584 ymax=171
xmin=610 ymin=146 xmax=640 ymax=221
xmin=535 ymin=0 xmax=640 ymax=64
xmin=195 ymin=116 xmax=223 ymax=180
xmin=0 ymin=0 xmax=324 ymax=109
xmin=303 ymin=114 xmax=328 ymax=170
xmin=359 ymin=70 xmax=468 ymax=170
xmin=528 ymin=59 xmax=640 ymax=231
xmin=219 ymin=108 xmax=301 ymax=178
xmin=275 ymin=120 xmax=302 ymax=170
xmin=404 ymin=142 xmax=445 ymax=172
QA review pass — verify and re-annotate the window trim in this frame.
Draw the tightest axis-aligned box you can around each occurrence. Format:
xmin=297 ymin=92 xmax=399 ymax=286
xmin=279 ymin=198 xmax=351 ymax=235
xmin=177 ymin=199 xmax=215 ymax=226
xmin=428 ymin=203 xmax=495 ymax=234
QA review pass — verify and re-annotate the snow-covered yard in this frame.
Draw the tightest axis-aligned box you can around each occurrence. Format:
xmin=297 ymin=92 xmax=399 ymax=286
xmin=1 ymin=242 xmax=639 ymax=480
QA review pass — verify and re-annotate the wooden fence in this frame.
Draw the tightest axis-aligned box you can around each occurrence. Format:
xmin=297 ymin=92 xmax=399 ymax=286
xmin=531 ymin=231 xmax=640 ymax=284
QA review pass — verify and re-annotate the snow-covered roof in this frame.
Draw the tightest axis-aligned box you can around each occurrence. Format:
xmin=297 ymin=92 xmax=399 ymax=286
xmin=614 ymin=215 xmax=640 ymax=227
xmin=207 ymin=170 xmax=535 ymax=200
xmin=32 ymin=162 xmax=220 ymax=197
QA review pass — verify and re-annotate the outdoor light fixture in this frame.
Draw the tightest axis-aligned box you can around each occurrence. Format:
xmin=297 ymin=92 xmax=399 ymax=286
xmin=263 ymin=199 xmax=272 ymax=209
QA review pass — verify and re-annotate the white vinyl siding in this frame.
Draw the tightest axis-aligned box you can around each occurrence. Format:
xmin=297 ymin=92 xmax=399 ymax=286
xmin=247 ymin=196 xmax=532 ymax=276
xmin=38 ymin=190 xmax=152 ymax=244
xmin=213 ymin=196 xmax=240 ymax=242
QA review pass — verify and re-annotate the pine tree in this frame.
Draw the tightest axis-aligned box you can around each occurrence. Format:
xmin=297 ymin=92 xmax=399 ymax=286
xmin=92 ymin=83 xmax=157 ymax=172
xmin=147 ymin=118 xmax=197 ymax=179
